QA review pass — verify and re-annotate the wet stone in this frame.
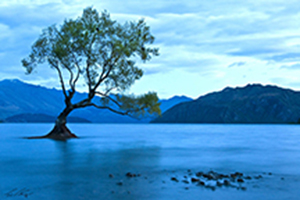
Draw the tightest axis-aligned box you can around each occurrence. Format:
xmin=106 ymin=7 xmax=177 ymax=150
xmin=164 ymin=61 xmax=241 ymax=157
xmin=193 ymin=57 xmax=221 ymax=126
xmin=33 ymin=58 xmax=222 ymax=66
xmin=196 ymin=172 xmax=204 ymax=177
xmin=191 ymin=178 xmax=200 ymax=183
xmin=205 ymin=185 xmax=216 ymax=191
xmin=171 ymin=177 xmax=179 ymax=182
xmin=237 ymin=178 xmax=244 ymax=183
xmin=216 ymin=181 xmax=223 ymax=187
xmin=230 ymin=174 xmax=237 ymax=179
xmin=235 ymin=172 xmax=243 ymax=177
xmin=116 ymin=181 xmax=123 ymax=186
xmin=203 ymin=174 xmax=215 ymax=180
xmin=197 ymin=181 xmax=205 ymax=186
xmin=223 ymin=180 xmax=230 ymax=186
xmin=126 ymin=172 xmax=136 ymax=178
xmin=254 ymin=175 xmax=263 ymax=179
xmin=240 ymin=187 xmax=247 ymax=191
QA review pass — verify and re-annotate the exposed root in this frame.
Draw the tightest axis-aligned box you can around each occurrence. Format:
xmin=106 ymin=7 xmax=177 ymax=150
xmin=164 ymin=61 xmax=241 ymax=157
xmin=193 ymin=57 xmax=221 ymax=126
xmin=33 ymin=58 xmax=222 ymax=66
xmin=26 ymin=123 xmax=78 ymax=141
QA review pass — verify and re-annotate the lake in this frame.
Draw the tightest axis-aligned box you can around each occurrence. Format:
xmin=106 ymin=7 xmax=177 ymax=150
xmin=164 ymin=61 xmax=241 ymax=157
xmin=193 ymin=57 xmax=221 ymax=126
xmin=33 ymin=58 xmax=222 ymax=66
xmin=1 ymin=123 xmax=300 ymax=199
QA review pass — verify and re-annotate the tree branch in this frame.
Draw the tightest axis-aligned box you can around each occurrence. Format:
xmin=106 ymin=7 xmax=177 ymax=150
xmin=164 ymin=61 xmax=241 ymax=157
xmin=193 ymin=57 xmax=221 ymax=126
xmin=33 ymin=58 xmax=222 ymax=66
xmin=93 ymin=54 xmax=121 ymax=92
xmin=95 ymin=91 xmax=121 ymax=107
xmin=71 ymin=52 xmax=81 ymax=91
xmin=73 ymin=62 xmax=80 ymax=89
xmin=84 ymin=32 xmax=99 ymax=93
xmin=86 ymin=60 xmax=92 ymax=93
xmin=53 ymin=62 xmax=68 ymax=100
xmin=65 ymin=66 xmax=74 ymax=92
xmin=88 ymin=103 xmax=147 ymax=120
xmin=88 ymin=103 xmax=129 ymax=116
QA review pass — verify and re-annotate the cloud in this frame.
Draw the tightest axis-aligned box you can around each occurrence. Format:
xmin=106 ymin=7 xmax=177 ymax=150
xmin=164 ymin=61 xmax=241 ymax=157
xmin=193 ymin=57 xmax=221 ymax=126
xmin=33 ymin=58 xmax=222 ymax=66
xmin=271 ymin=52 xmax=300 ymax=62
xmin=281 ymin=63 xmax=300 ymax=70
xmin=270 ymin=77 xmax=300 ymax=89
xmin=228 ymin=61 xmax=246 ymax=68
xmin=0 ymin=0 xmax=300 ymax=98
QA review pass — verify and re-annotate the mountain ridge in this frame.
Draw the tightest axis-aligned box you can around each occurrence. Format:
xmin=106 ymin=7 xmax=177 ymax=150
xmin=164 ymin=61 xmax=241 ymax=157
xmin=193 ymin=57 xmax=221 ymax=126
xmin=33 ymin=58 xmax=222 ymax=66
xmin=152 ymin=84 xmax=300 ymax=124
xmin=0 ymin=79 xmax=192 ymax=123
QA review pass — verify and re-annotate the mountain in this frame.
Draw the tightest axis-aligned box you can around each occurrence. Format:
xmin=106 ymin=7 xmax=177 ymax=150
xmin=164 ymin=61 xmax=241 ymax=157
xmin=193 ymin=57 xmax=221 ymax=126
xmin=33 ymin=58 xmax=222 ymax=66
xmin=4 ymin=113 xmax=91 ymax=123
xmin=152 ymin=84 xmax=300 ymax=124
xmin=0 ymin=79 xmax=192 ymax=123
xmin=159 ymin=95 xmax=192 ymax=112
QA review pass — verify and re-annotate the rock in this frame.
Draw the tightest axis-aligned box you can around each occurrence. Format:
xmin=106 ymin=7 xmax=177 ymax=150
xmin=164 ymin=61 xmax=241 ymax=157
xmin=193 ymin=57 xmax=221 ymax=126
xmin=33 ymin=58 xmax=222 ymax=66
xmin=116 ymin=181 xmax=123 ymax=186
xmin=196 ymin=172 xmax=204 ymax=177
xmin=191 ymin=178 xmax=200 ymax=183
xmin=126 ymin=172 xmax=136 ymax=178
xmin=230 ymin=174 xmax=237 ymax=179
xmin=254 ymin=175 xmax=263 ymax=179
xmin=171 ymin=177 xmax=179 ymax=182
xmin=240 ymin=187 xmax=247 ymax=191
xmin=109 ymin=174 xmax=114 ymax=178
xmin=205 ymin=185 xmax=216 ymax=191
xmin=216 ymin=173 xmax=226 ymax=179
xmin=230 ymin=172 xmax=243 ymax=179
xmin=197 ymin=181 xmax=205 ymax=186
xmin=244 ymin=176 xmax=252 ymax=180
xmin=222 ymin=174 xmax=230 ymax=178
xmin=237 ymin=178 xmax=244 ymax=183
xmin=224 ymin=180 xmax=230 ymax=186
xmin=235 ymin=172 xmax=243 ymax=177
xmin=182 ymin=180 xmax=189 ymax=184
xmin=203 ymin=174 xmax=215 ymax=180
xmin=216 ymin=181 xmax=223 ymax=187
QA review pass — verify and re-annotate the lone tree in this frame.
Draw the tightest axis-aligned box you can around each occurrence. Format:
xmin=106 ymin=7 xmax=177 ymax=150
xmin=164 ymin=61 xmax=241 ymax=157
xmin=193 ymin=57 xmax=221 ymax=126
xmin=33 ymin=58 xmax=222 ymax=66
xmin=22 ymin=7 xmax=161 ymax=140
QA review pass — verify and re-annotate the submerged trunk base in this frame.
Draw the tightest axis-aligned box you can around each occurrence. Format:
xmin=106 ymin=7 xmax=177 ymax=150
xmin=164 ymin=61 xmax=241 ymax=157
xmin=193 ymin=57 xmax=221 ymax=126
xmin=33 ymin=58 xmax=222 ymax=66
xmin=26 ymin=123 xmax=78 ymax=141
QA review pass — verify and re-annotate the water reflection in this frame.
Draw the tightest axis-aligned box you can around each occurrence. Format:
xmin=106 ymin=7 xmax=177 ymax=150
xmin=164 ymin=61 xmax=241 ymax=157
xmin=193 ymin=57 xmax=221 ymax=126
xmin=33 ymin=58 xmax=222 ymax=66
xmin=52 ymin=140 xmax=162 ymax=199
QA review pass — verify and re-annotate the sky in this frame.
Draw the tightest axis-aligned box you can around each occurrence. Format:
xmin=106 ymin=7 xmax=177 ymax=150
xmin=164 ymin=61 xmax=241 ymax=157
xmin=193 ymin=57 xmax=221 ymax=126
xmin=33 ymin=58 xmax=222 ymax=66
xmin=0 ymin=0 xmax=299 ymax=99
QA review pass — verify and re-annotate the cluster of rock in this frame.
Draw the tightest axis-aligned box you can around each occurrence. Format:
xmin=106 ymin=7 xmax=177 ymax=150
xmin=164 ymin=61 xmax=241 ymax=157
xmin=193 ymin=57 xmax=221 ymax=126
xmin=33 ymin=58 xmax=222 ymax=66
xmin=109 ymin=170 xmax=270 ymax=191
xmin=170 ymin=170 xmax=264 ymax=191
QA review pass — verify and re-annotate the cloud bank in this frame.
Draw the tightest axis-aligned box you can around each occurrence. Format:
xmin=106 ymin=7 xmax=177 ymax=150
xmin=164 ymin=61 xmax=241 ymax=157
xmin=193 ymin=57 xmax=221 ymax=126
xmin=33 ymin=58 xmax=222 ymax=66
xmin=0 ymin=0 xmax=299 ymax=98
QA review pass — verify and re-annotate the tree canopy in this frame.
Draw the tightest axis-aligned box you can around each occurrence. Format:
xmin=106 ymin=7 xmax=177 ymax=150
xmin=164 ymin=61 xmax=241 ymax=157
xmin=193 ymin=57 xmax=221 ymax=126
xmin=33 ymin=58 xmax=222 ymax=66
xmin=22 ymin=7 xmax=161 ymax=119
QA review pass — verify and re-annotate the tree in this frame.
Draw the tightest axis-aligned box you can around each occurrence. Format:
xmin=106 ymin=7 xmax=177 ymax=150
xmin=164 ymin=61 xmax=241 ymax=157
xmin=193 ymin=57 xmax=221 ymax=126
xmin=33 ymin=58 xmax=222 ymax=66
xmin=22 ymin=7 xmax=161 ymax=140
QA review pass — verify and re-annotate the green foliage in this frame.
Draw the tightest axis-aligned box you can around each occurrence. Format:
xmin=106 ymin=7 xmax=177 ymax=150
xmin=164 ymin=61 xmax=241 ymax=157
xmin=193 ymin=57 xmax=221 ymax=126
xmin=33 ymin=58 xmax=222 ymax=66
xmin=22 ymin=7 xmax=161 ymax=118
xmin=116 ymin=92 xmax=161 ymax=117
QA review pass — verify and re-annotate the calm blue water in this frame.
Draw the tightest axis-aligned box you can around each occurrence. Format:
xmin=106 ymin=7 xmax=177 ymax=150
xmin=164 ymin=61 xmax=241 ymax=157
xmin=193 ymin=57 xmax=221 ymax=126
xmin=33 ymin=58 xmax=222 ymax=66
xmin=0 ymin=124 xmax=300 ymax=199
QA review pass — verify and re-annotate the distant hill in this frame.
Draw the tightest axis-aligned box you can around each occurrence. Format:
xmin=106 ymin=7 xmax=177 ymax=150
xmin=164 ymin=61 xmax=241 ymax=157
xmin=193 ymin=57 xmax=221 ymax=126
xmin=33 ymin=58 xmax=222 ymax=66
xmin=159 ymin=95 xmax=192 ymax=112
xmin=152 ymin=84 xmax=300 ymax=124
xmin=0 ymin=79 xmax=192 ymax=123
xmin=5 ymin=113 xmax=91 ymax=123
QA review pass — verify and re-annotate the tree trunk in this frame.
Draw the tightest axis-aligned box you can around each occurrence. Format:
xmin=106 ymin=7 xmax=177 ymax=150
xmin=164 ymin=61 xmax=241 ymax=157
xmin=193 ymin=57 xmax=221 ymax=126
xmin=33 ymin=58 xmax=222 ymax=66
xmin=27 ymin=107 xmax=78 ymax=140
